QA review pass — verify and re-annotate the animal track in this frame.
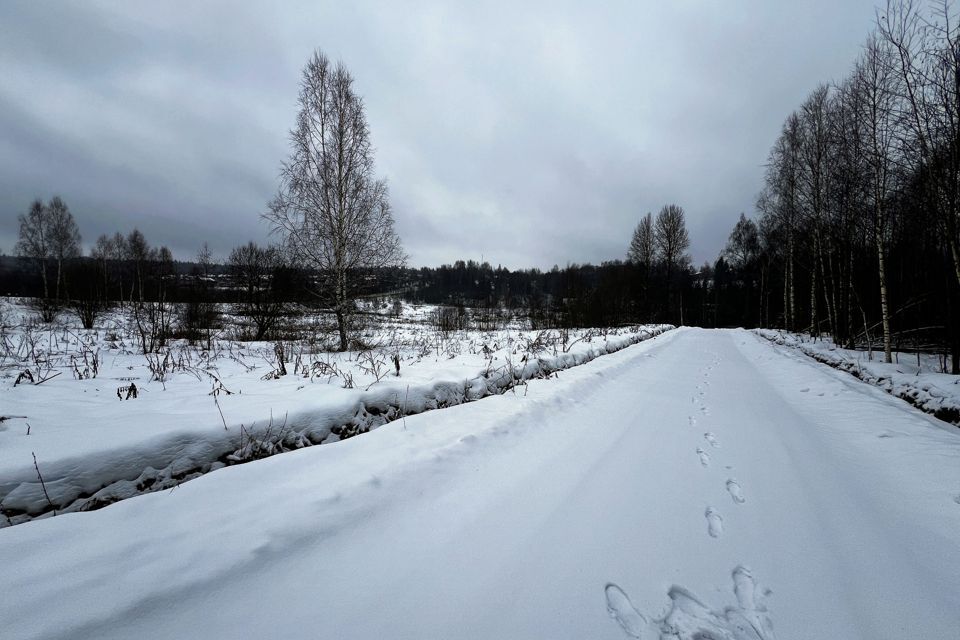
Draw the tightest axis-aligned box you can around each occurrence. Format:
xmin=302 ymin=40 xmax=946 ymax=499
xmin=604 ymin=583 xmax=647 ymax=638
xmin=705 ymin=506 xmax=724 ymax=538
xmin=703 ymin=432 xmax=719 ymax=448
xmin=688 ymin=415 xmax=696 ymax=427
xmin=726 ymin=479 xmax=746 ymax=504
xmin=697 ymin=447 xmax=710 ymax=467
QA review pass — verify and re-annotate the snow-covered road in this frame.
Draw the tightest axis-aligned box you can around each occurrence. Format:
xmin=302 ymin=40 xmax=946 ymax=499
xmin=2 ymin=328 xmax=958 ymax=639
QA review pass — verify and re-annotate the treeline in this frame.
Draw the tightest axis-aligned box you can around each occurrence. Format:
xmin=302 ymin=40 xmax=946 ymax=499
xmin=713 ymin=0 xmax=960 ymax=372
xmin=2 ymin=251 xmax=705 ymax=330
xmin=7 ymin=193 xmax=802 ymax=336
xmin=407 ymin=204 xmax=697 ymax=327
xmin=10 ymin=192 xmax=709 ymax=332
xmin=403 ymin=259 xmax=698 ymax=328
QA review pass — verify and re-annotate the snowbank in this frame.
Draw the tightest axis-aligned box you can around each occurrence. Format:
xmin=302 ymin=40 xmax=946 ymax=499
xmin=755 ymin=329 xmax=960 ymax=425
xmin=0 ymin=324 xmax=672 ymax=525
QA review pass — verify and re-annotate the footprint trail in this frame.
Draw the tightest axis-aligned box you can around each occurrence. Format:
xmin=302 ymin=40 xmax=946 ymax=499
xmin=726 ymin=479 xmax=746 ymax=504
xmin=705 ymin=506 xmax=724 ymax=538
xmin=604 ymin=583 xmax=648 ymax=638
xmin=603 ymin=567 xmax=776 ymax=639
xmin=696 ymin=447 xmax=710 ymax=467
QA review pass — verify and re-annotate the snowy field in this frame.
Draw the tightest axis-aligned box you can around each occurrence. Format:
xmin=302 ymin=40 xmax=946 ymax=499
xmin=0 ymin=298 xmax=671 ymax=525
xmin=1 ymin=327 xmax=958 ymax=639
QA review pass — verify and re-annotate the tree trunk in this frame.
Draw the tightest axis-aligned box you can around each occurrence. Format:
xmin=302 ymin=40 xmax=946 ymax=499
xmin=103 ymin=261 xmax=109 ymax=304
xmin=875 ymin=226 xmax=892 ymax=363
xmin=782 ymin=262 xmax=789 ymax=329
xmin=846 ymin=248 xmax=855 ymax=349
xmin=335 ymin=307 xmax=348 ymax=351
xmin=788 ymin=234 xmax=796 ymax=331
xmin=949 ymin=224 xmax=960 ymax=292
xmin=116 ymin=265 xmax=124 ymax=307
xmin=825 ymin=243 xmax=838 ymax=341
xmin=335 ymin=267 xmax=349 ymax=351
xmin=56 ymin=258 xmax=63 ymax=301
xmin=816 ymin=232 xmax=834 ymax=339
xmin=759 ymin=263 xmax=766 ymax=328
xmin=810 ymin=242 xmax=819 ymax=338
xmin=40 ymin=258 xmax=49 ymax=299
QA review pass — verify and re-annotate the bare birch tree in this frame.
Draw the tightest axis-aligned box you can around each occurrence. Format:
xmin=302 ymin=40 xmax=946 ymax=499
xmin=724 ymin=213 xmax=760 ymax=270
xmin=829 ymin=75 xmax=870 ymax=348
xmin=126 ymin=228 xmax=149 ymax=304
xmin=879 ymin=0 xmax=960 ymax=288
xmin=46 ymin=196 xmax=81 ymax=301
xmin=654 ymin=204 xmax=690 ymax=279
xmin=765 ymin=113 xmax=803 ymax=331
xmin=265 ymin=50 xmax=405 ymax=351
xmin=16 ymin=197 xmax=80 ymax=313
xmin=798 ymin=85 xmax=832 ymax=337
xmin=654 ymin=204 xmax=691 ymax=323
xmin=15 ymin=199 xmax=51 ymax=299
xmin=91 ymin=233 xmax=113 ymax=300
xmin=855 ymin=35 xmax=902 ymax=362
xmin=627 ymin=212 xmax=656 ymax=268
xmin=110 ymin=231 xmax=127 ymax=304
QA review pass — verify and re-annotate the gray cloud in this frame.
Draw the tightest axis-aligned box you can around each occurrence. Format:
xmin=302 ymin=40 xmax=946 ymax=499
xmin=0 ymin=0 xmax=880 ymax=268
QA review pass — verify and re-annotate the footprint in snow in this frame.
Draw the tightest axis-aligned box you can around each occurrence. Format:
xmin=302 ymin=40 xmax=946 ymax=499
xmin=697 ymin=447 xmax=710 ymax=467
xmin=603 ymin=567 xmax=776 ymax=640
xmin=705 ymin=507 xmax=724 ymax=538
xmin=954 ymin=494 xmax=960 ymax=505
xmin=704 ymin=432 xmax=720 ymax=448
xmin=688 ymin=415 xmax=697 ymax=427
xmin=726 ymin=479 xmax=746 ymax=504
xmin=604 ymin=583 xmax=648 ymax=638
xmin=800 ymin=387 xmax=810 ymax=393
xmin=732 ymin=565 xmax=757 ymax=609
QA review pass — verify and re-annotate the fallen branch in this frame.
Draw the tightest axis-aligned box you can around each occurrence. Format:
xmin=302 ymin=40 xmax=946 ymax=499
xmin=35 ymin=371 xmax=62 ymax=386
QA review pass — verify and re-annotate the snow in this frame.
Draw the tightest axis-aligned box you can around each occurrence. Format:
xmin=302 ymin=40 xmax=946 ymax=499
xmin=0 ymin=298 xmax=671 ymax=523
xmin=1 ymin=327 xmax=958 ymax=639
xmin=756 ymin=329 xmax=960 ymax=424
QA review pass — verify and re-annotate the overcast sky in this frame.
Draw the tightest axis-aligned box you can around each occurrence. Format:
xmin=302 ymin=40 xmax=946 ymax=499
xmin=0 ymin=0 xmax=881 ymax=269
